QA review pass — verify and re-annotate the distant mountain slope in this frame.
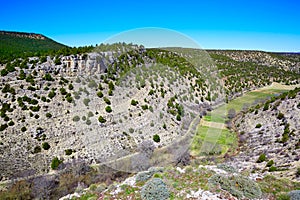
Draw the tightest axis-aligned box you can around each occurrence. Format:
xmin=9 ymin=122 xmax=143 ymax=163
xmin=0 ymin=31 xmax=67 ymax=61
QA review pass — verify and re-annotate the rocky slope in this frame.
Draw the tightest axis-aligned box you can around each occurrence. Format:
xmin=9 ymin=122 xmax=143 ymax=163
xmin=231 ymin=89 xmax=300 ymax=181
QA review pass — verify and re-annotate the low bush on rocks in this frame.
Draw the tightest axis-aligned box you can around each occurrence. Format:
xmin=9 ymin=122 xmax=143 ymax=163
xmin=208 ymin=174 xmax=262 ymax=199
xmin=140 ymin=178 xmax=170 ymax=200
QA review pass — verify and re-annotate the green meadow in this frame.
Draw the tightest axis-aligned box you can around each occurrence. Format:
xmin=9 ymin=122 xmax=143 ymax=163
xmin=191 ymin=83 xmax=299 ymax=157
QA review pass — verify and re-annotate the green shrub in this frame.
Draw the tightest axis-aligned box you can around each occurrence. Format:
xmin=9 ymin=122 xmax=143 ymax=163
xmin=141 ymin=178 xmax=170 ymax=200
xmin=51 ymin=157 xmax=62 ymax=170
xmin=141 ymin=105 xmax=149 ymax=110
xmin=98 ymin=116 xmax=106 ymax=123
xmin=105 ymin=106 xmax=112 ymax=113
xmin=8 ymin=120 xmax=14 ymax=126
xmin=46 ymin=113 xmax=52 ymax=118
xmin=86 ymin=119 xmax=91 ymax=125
xmin=129 ymin=128 xmax=134 ymax=133
xmin=42 ymin=142 xmax=50 ymax=150
xmin=163 ymin=123 xmax=167 ymax=130
xmin=277 ymin=112 xmax=285 ymax=120
xmin=263 ymin=103 xmax=269 ymax=111
xmin=83 ymin=98 xmax=90 ymax=106
xmin=0 ymin=124 xmax=8 ymax=131
xmin=66 ymin=96 xmax=73 ymax=103
xmin=209 ymin=174 xmax=262 ymax=199
xmin=97 ymin=91 xmax=103 ymax=98
xmin=153 ymin=134 xmax=160 ymax=143
xmin=266 ymin=160 xmax=274 ymax=167
xmin=87 ymin=111 xmax=94 ymax=117
xmin=131 ymin=99 xmax=138 ymax=106
xmin=289 ymin=190 xmax=300 ymax=200
xmin=108 ymin=89 xmax=113 ymax=96
xmin=68 ymin=84 xmax=74 ymax=90
xmin=65 ymin=149 xmax=73 ymax=155
xmin=148 ymin=89 xmax=154 ymax=95
xmin=33 ymin=146 xmax=41 ymax=154
xmin=108 ymin=81 xmax=114 ymax=90
xmin=255 ymin=123 xmax=262 ymax=128
xmin=257 ymin=153 xmax=266 ymax=163
xmin=103 ymin=97 xmax=111 ymax=105
xmin=269 ymin=166 xmax=277 ymax=172
xmin=73 ymin=116 xmax=80 ymax=122
xmin=48 ymin=90 xmax=56 ymax=99
xmin=21 ymin=126 xmax=27 ymax=132
xmin=43 ymin=73 xmax=54 ymax=81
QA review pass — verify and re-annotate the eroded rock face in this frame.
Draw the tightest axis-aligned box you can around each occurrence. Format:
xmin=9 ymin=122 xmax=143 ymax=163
xmin=230 ymin=92 xmax=300 ymax=181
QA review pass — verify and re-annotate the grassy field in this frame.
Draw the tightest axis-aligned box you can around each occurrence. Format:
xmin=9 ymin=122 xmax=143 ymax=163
xmin=190 ymin=83 xmax=300 ymax=157
xmin=191 ymin=126 xmax=236 ymax=156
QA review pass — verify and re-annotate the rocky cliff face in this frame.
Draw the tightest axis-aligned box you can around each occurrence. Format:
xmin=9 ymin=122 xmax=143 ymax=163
xmin=0 ymin=31 xmax=46 ymax=40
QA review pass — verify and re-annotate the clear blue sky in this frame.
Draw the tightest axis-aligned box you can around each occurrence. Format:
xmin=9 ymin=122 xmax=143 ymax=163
xmin=1 ymin=0 xmax=300 ymax=52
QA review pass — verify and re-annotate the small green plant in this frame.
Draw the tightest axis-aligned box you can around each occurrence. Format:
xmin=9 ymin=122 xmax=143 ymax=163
xmin=269 ymin=166 xmax=277 ymax=172
xmin=255 ymin=123 xmax=262 ymax=128
xmin=86 ymin=119 xmax=91 ymax=125
xmin=48 ymin=90 xmax=56 ymax=99
xmin=277 ymin=112 xmax=285 ymax=120
xmin=33 ymin=146 xmax=41 ymax=154
xmin=42 ymin=142 xmax=50 ymax=150
xmin=129 ymin=128 xmax=134 ymax=133
xmin=65 ymin=149 xmax=73 ymax=155
xmin=51 ymin=157 xmax=63 ymax=170
xmin=257 ymin=153 xmax=266 ymax=163
xmin=73 ymin=116 xmax=80 ymax=122
xmin=105 ymin=106 xmax=112 ymax=113
xmin=98 ymin=115 xmax=106 ymax=123
xmin=163 ymin=123 xmax=167 ymax=130
xmin=263 ymin=103 xmax=269 ymax=111
xmin=83 ymin=98 xmax=90 ymax=106
xmin=66 ymin=96 xmax=73 ymax=103
xmin=153 ymin=134 xmax=160 ymax=143
xmin=97 ymin=91 xmax=103 ymax=98
xmin=141 ymin=104 xmax=149 ymax=110
xmin=103 ymin=97 xmax=111 ymax=105
xmin=131 ymin=99 xmax=138 ymax=106
xmin=46 ymin=113 xmax=52 ymax=118
xmin=266 ymin=160 xmax=274 ymax=167
xmin=176 ymin=114 xmax=181 ymax=121
xmin=87 ymin=111 xmax=94 ymax=117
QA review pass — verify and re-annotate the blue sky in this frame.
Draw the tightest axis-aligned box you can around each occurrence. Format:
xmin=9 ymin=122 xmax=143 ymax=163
xmin=1 ymin=0 xmax=300 ymax=52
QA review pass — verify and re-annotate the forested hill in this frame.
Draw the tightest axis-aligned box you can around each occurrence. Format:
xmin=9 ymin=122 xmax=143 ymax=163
xmin=0 ymin=31 xmax=67 ymax=61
